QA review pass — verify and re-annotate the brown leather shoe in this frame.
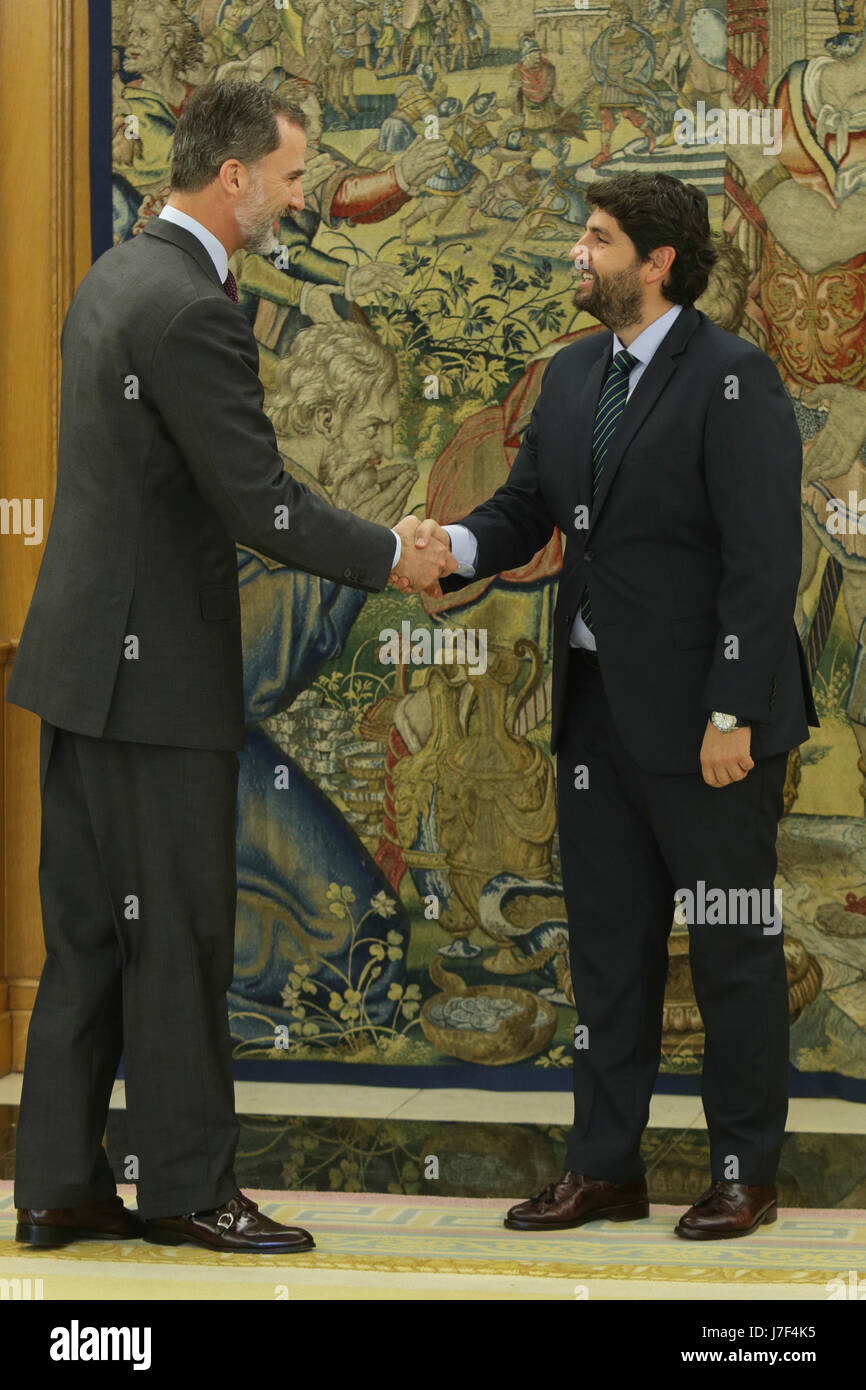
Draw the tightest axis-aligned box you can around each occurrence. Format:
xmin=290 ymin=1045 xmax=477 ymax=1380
xmin=675 ymin=1180 xmax=777 ymax=1240
xmin=504 ymin=1171 xmax=649 ymax=1231
xmin=143 ymin=1192 xmax=314 ymax=1252
xmin=16 ymin=1194 xmax=145 ymax=1247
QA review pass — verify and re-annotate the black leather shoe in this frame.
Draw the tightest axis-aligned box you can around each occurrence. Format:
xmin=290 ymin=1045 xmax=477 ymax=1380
xmin=143 ymin=1192 xmax=315 ymax=1252
xmin=504 ymin=1172 xmax=649 ymax=1231
xmin=16 ymin=1194 xmax=144 ymax=1247
xmin=676 ymin=1180 xmax=777 ymax=1239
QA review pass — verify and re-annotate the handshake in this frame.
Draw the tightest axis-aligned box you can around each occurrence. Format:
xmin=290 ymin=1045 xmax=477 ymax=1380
xmin=389 ymin=514 xmax=458 ymax=597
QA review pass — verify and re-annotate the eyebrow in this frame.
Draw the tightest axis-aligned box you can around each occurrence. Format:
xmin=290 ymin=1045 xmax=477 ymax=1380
xmin=285 ymin=167 xmax=305 ymax=178
xmin=586 ymin=220 xmax=612 ymax=236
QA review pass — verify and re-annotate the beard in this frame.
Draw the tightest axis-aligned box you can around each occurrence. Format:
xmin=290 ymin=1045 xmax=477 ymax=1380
xmin=236 ymin=171 xmax=281 ymax=255
xmin=571 ymin=258 xmax=645 ymax=333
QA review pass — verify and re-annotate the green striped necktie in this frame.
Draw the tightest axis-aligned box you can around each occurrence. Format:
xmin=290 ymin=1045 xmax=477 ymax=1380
xmin=579 ymin=347 xmax=638 ymax=633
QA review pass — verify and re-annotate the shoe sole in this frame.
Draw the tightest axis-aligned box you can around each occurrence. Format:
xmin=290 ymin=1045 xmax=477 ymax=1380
xmin=15 ymin=1224 xmax=144 ymax=1248
xmin=504 ymin=1199 xmax=650 ymax=1231
xmin=675 ymin=1202 xmax=777 ymax=1240
xmin=143 ymin=1226 xmax=315 ymax=1253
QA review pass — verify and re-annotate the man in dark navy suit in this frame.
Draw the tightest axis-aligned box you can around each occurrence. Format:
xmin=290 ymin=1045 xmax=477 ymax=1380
xmin=416 ymin=171 xmax=817 ymax=1239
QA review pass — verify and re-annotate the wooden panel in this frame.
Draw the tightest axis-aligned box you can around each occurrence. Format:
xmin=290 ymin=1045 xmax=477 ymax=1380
xmin=0 ymin=0 xmax=92 ymax=1073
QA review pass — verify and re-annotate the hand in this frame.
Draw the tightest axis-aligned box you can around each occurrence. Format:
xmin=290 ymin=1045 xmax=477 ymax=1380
xmin=301 ymin=150 xmax=341 ymax=195
xmin=800 ymin=382 xmax=866 ymax=484
xmin=333 ymin=461 xmax=419 ymax=527
xmin=699 ymin=720 xmax=753 ymax=787
xmin=389 ymin=515 xmax=457 ymax=595
xmin=395 ymin=138 xmax=448 ymax=191
xmin=344 ymin=262 xmax=407 ymax=301
xmin=409 ymin=516 xmax=456 ymax=597
xmin=221 ymin=0 xmax=244 ymax=30
xmin=112 ymin=112 xmax=142 ymax=166
xmin=300 ymin=283 xmax=343 ymax=324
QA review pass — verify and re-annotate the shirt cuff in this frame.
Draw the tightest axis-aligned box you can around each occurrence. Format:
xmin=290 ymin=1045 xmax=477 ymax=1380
xmin=390 ymin=530 xmax=402 ymax=568
xmin=443 ymin=524 xmax=477 ymax=577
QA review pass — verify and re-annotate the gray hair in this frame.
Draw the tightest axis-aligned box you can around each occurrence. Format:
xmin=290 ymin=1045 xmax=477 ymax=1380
xmin=267 ymin=323 xmax=398 ymax=437
xmin=170 ymin=79 xmax=307 ymax=193
xmin=123 ymin=0 xmax=202 ymax=80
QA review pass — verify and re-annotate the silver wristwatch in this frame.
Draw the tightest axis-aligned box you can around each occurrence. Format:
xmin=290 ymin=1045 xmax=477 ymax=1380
xmin=710 ymin=711 xmax=748 ymax=733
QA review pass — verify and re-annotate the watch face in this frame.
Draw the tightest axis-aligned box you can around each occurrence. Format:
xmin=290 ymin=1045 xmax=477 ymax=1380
xmin=712 ymin=712 xmax=737 ymax=732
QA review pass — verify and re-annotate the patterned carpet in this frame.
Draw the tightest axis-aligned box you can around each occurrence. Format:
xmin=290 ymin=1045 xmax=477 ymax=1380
xmin=2 ymin=1183 xmax=864 ymax=1298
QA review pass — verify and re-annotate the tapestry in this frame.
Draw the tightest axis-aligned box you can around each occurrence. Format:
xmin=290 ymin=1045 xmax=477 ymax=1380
xmin=103 ymin=0 xmax=866 ymax=1093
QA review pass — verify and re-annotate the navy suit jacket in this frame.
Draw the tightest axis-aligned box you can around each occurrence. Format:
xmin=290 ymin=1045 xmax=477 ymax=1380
xmin=439 ymin=304 xmax=818 ymax=774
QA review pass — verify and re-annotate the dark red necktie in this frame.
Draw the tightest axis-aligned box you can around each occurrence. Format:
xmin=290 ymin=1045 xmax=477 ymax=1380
xmin=223 ymin=269 xmax=239 ymax=302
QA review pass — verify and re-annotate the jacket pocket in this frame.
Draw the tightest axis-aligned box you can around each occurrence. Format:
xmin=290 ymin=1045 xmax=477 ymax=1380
xmin=672 ymin=613 xmax=718 ymax=649
xmin=200 ymin=585 xmax=238 ymax=621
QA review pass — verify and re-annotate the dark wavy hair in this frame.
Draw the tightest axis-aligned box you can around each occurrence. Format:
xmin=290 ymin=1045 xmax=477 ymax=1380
xmin=171 ymin=80 xmax=307 ymax=193
xmin=584 ymin=171 xmax=718 ymax=306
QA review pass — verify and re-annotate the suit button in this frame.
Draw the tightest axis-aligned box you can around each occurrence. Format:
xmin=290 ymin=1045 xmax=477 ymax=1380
xmin=585 ymin=551 xmax=594 ymax=563
xmin=343 ymin=567 xmax=353 ymax=579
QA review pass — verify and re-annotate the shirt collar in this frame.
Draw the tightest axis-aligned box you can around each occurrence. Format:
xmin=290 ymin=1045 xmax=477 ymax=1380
xmin=159 ymin=204 xmax=230 ymax=285
xmin=613 ymin=301 xmax=683 ymax=366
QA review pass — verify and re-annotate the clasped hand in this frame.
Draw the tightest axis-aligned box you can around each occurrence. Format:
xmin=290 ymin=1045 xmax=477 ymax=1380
xmin=389 ymin=516 xmax=457 ymax=597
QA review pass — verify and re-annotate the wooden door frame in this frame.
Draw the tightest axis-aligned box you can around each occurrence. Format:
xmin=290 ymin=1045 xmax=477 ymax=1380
xmin=0 ymin=0 xmax=93 ymax=1073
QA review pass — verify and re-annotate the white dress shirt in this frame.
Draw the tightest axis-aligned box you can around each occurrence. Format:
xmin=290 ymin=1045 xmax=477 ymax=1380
xmin=158 ymin=204 xmax=402 ymax=572
xmin=159 ymin=203 xmax=230 ymax=284
xmin=444 ymin=303 xmax=683 ymax=649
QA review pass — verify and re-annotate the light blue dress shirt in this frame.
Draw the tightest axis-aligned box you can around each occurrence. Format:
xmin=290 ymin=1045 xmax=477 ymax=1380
xmin=158 ymin=204 xmax=403 ymax=572
xmin=443 ymin=303 xmax=683 ymax=649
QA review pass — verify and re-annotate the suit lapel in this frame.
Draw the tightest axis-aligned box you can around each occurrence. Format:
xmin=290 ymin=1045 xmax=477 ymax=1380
xmin=587 ymin=304 xmax=702 ymax=538
xmin=141 ymin=216 xmax=224 ymax=289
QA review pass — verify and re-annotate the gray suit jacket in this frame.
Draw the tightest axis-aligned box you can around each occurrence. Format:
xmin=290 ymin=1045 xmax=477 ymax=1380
xmin=7 ymin=217 xmax=397 ymax=750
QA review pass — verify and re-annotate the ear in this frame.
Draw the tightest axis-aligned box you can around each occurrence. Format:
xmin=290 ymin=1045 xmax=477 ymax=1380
xmin=314 ymin=405 xmax=337 ymax=438
xmin=647 ymin=245 xmax=676 ymax=287
xmin=218 ymin=158 xmax=245 ymax=197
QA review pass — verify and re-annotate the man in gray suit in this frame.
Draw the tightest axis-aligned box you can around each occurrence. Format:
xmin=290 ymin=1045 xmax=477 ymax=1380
xmin=8 ymin=80 xmax=455 ymax=1253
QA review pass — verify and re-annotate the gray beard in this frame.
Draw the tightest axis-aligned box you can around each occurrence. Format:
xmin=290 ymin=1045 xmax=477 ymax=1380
xmin=236 ymin=179 xmax=281 ymax=256
xmin=240 ymin=217 xmax=280 ymax=256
